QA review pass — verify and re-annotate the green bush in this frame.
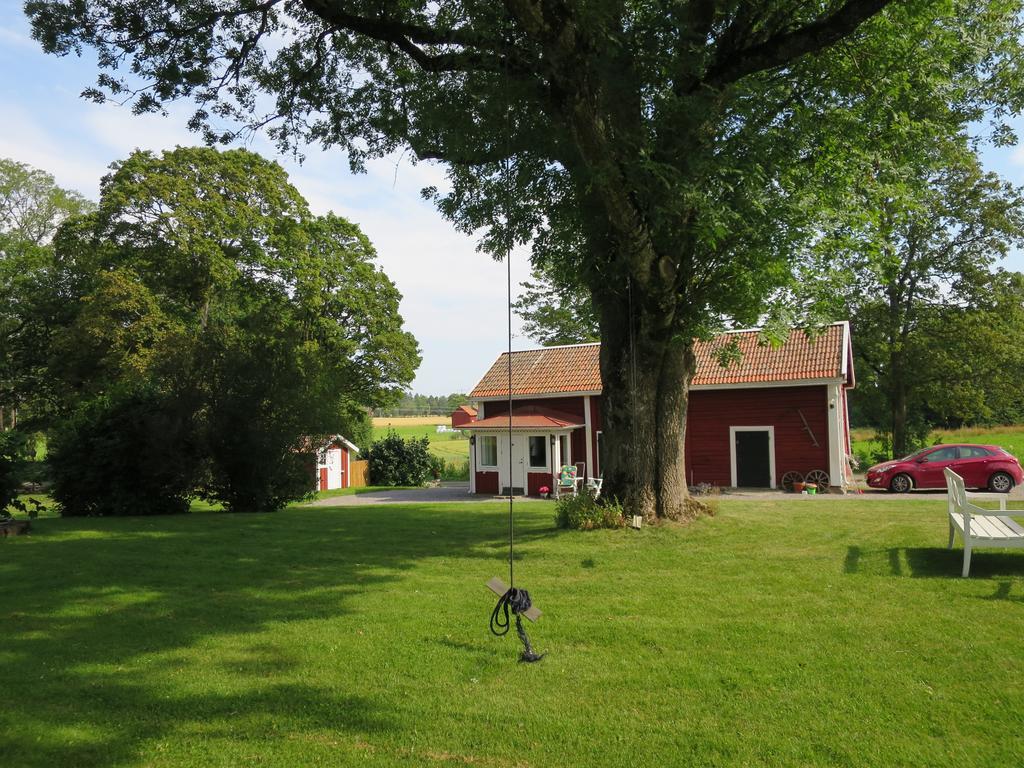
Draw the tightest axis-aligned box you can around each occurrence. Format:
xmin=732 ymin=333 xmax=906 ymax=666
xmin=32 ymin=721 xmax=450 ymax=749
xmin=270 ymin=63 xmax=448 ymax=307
xmin=554 ymin=491 xmax=625 ymax=530
xmin=50 ymin=388 xmax=200 ymax=516
xmin=366 ymin=432 xmax=431 ymax=486
xmin=0 ymin=430 xmax=28 ymax=515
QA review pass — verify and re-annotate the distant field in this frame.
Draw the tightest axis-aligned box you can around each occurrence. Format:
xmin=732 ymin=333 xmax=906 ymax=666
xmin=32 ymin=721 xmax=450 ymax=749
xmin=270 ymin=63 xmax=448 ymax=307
xmin=852 ymin=425 xmax=1024 ymax=462
xmin=371 ymin=416 xmax=469 ymax=464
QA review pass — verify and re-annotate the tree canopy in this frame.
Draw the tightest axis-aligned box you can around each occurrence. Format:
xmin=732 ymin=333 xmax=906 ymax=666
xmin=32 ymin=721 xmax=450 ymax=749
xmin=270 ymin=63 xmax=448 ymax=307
xmin=26 ymin=0 xmax=1024 ymax=516
xmin=14 ymin=147 xmax=419 ymax=512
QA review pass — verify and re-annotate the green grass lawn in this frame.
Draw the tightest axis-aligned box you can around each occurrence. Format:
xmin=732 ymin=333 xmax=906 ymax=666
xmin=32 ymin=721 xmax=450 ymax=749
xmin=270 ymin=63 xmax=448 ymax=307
xmin=4 ymin=498 xmax=1024 ymax=767
xmin=852 ymin=424 xmax=1024 ymax=463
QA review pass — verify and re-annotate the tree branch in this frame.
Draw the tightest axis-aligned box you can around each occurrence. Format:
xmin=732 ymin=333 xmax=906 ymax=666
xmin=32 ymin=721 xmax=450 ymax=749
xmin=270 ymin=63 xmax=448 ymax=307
xmin=300 ymin=0 xmax=527 ymax=73
xmin=700 ymin=0 xmax=895 ymax=90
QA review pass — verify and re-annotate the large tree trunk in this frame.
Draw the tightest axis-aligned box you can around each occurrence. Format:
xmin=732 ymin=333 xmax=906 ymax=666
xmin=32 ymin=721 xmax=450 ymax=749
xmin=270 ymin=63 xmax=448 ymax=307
xmin=890 ymin=355 xmax=909 ymax=458
xmin=595 ymin=290 xmax=700 ymax=521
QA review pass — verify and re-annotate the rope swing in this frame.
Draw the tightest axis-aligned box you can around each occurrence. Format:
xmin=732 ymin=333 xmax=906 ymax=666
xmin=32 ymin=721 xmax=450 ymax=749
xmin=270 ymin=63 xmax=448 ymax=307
xmin=485 ymin=20 xmax=544 ymax=663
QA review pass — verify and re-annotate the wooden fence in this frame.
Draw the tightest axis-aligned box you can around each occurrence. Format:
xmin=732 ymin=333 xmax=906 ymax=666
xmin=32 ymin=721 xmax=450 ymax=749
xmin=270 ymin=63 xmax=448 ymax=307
xmin=349 ymin=459 xmax=370 ymax=488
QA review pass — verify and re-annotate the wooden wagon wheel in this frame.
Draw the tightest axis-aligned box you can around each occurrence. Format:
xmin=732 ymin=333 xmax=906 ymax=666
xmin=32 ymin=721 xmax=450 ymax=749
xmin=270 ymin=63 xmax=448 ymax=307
xmin=804 ymin=469 xmax=830 ymax=491
xmin=780 ymin=471 xmax=804 ymax=492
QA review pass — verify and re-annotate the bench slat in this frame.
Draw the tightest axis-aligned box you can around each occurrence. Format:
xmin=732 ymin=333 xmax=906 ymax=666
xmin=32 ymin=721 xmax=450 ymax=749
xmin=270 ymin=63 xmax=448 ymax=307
xmin=966 ymin=514 xmax=1019 ymax=539
xmin=998 ymin=516 xmax=1024 ymax=537
xmin=969 ymin=515 xmax=1004 ymax=539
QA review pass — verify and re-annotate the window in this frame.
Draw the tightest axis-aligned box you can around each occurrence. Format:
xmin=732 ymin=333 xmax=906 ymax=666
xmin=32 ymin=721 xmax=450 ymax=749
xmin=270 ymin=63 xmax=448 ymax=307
xmin=923 ymin=446 xmax=958 ymax=463
xmin=479 ymin=435 xmax=498 ymax=467
xmin=528 ymin=435 xmax=548 ymax=469
xmin=960 ymin=446 xmax=991 ymax=459
xmin=558 ymin=434 xmax=570 ymax=467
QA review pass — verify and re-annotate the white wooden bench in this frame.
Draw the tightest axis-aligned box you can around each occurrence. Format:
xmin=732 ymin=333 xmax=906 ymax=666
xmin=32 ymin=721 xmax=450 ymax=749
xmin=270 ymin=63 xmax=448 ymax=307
xmin=944 ymin=468 xmax=1024 ymax=577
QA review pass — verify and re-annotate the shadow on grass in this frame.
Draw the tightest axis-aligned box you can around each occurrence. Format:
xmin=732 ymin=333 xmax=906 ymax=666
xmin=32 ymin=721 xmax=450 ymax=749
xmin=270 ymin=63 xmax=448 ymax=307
xmin=844 ymin=544 xmax=1024 ymax=579
xmin=0 ymin=504 xmax=555 ymax=767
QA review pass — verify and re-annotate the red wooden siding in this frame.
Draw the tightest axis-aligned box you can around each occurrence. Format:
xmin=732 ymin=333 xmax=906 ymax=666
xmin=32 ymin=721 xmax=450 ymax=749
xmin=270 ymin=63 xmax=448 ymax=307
xmin=528 ymin=472 xmax=552 ymax=495
xmin=684 ymin=386 xmax=830 ymax=486
xmin=477 ymin=383 xmax=833 ymax=490
xmin=476 ymin=471 xmax=499 ymax=494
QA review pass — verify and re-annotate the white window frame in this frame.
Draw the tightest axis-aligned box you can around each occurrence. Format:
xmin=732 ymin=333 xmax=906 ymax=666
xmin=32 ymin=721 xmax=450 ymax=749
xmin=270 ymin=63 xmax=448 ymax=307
xmin=478 ymin=435 xmax=498 ymax=468
xmin=527 ymin=434 xmax=549 ymax=470
xmin=729 ymin=426 xmax=776 ymax=489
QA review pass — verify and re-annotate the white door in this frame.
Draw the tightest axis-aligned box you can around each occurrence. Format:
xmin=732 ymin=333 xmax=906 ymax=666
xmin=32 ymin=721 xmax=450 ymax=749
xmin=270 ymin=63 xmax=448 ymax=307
xmin=497 ymin=434 xmax=527 ymax=494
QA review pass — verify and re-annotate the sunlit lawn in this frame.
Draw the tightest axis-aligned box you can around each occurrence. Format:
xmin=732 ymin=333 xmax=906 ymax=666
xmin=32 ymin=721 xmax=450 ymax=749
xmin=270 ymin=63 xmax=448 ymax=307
xmin=3 ymin=498 xmax=1024 ymax=767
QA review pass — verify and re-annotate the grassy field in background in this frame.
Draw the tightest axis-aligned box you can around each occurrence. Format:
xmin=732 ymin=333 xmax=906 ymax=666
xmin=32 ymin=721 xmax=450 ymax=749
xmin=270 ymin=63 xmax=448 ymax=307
xmin=852 ymin=424 xmax=1024 ymax=463
xmin=371 ymin=416 xmax=469 ymax=464
xmin=4 ymin=497 xmax=1024 ymax=767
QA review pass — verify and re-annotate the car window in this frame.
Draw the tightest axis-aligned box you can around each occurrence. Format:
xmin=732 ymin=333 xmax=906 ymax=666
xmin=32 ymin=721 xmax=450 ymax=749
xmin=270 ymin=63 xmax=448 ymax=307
xmin=959 ymin=446 xmax=991 ymax=459
xmin=923 ymin=446 xmax=959 ymax=463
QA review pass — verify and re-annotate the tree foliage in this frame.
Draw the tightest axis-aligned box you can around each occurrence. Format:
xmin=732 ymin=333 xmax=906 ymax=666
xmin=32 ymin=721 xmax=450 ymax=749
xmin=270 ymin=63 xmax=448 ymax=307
xmin=29 ymin=147 xmax=418 ymax=513
xmin=25 ymin=0 xmax=1024 ymax=517
xmin=0 ymin=158 xmax=93 ymax=429
xmin=794 ymin=70 xmax=1024 ymax=457
xmin=366 ymin=432 xmax=432 ymax=486
xmin=513 ymin=267 xmax=598 ymax=346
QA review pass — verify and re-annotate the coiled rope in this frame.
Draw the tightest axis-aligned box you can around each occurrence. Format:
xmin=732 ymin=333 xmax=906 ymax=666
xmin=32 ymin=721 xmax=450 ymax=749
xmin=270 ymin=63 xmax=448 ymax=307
xmin=490 ymin=587 xmax=544 ymax=662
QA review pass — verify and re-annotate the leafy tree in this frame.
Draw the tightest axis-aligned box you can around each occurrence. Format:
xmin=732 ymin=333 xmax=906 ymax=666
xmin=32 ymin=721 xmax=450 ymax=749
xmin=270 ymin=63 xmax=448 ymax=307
xmin=513 ymin=267 xmax=598 ymax=346
xmin=27 ymin=1 xmax=1024 ymax=518
xmin=0 ymin=158 xmax=92 ymax=430
xmin=798 ymin=118 xmax=1024 ymax=456
xmin=0 ymin=158 xmax=91 ymax=246
xmin=44 ymin=147 xmax=419 ymax=513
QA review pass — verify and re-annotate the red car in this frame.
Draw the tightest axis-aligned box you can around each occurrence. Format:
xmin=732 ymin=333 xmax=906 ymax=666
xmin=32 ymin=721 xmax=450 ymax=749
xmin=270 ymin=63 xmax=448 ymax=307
xmin=866 ymin=444 xmax=1023 ymax=493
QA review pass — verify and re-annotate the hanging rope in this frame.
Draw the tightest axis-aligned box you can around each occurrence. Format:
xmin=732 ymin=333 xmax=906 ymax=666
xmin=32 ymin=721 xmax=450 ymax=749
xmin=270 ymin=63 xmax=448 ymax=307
xmin=487 ymin=17 xmax=543 ymax=663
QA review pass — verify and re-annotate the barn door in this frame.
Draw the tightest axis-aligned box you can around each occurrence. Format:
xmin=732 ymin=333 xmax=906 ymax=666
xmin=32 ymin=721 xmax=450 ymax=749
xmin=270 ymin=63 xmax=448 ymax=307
xmin=319 ymin=467 xmax=329 ymax=491
xmin=732 ymin=427 xmax=775 ymax=488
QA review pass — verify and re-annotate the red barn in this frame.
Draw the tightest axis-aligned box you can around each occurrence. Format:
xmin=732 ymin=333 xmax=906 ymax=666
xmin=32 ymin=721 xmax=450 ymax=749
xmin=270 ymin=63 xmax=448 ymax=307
xmin=450 ymin=405 xmax=478 ymax=428
xmin=314 ymin=435 xmax=360 ymax=491
xmin=464 ymin=323 xmax=855 ymax=495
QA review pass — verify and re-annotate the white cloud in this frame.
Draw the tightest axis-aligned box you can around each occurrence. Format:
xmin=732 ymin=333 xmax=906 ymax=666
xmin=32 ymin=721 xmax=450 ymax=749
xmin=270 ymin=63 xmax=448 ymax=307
xmin=0 ymin=101 xmax=106 ymax=196
xmin=83 ymin=102 xmax=199 ymax=159
xmin=0 ymin=25 xmax=35 ymax=50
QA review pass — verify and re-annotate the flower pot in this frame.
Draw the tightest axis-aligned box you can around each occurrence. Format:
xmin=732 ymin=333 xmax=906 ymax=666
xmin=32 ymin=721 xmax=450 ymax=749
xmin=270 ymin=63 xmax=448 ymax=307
xmin=806 ymin=483 xmax=817 ymax=495
xmin=793 ymin=482 xmax=805 ymax=493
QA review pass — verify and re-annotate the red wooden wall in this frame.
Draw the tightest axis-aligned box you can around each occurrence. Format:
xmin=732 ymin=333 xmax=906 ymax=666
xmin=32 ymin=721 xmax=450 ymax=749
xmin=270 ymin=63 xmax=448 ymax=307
xmin=684 ymin=386 xmax=830 ymax=486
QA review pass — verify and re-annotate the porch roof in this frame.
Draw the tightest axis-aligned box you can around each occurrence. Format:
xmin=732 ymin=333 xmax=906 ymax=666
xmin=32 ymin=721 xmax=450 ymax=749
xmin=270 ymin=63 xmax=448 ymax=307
xmin=463 ymin=414 xmax=582 ymax=431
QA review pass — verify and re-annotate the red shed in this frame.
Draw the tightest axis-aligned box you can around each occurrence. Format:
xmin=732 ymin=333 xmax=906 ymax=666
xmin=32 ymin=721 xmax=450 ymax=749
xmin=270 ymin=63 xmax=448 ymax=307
xmin=451 ymin=405 xmax=478 ymax=428
xmin=463 ymin=323 xmax=855 ymax=494
xmin=314 ymin=435 xmax=360 ymax=491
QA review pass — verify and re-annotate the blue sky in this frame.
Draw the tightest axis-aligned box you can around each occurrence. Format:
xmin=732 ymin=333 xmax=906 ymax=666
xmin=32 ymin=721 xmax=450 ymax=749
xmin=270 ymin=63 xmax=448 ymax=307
xmin=2 ymin=8 xmax=1022 ymax=394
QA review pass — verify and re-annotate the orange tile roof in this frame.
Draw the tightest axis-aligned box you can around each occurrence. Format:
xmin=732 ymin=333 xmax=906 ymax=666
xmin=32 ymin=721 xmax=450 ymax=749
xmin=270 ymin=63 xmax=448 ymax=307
xmin=469 ymin=323 xmax=849 ymax=398
xmin=454 ymin=405 xmax=478 ymax=416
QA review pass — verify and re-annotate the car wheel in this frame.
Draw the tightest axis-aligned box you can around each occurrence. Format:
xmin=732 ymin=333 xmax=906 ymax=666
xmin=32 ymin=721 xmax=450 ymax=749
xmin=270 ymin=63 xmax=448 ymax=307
xmin=889 ymin=473 xmax=913 ymax=493
xmin=989 ymin=472 xmax=1014 ymax=493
